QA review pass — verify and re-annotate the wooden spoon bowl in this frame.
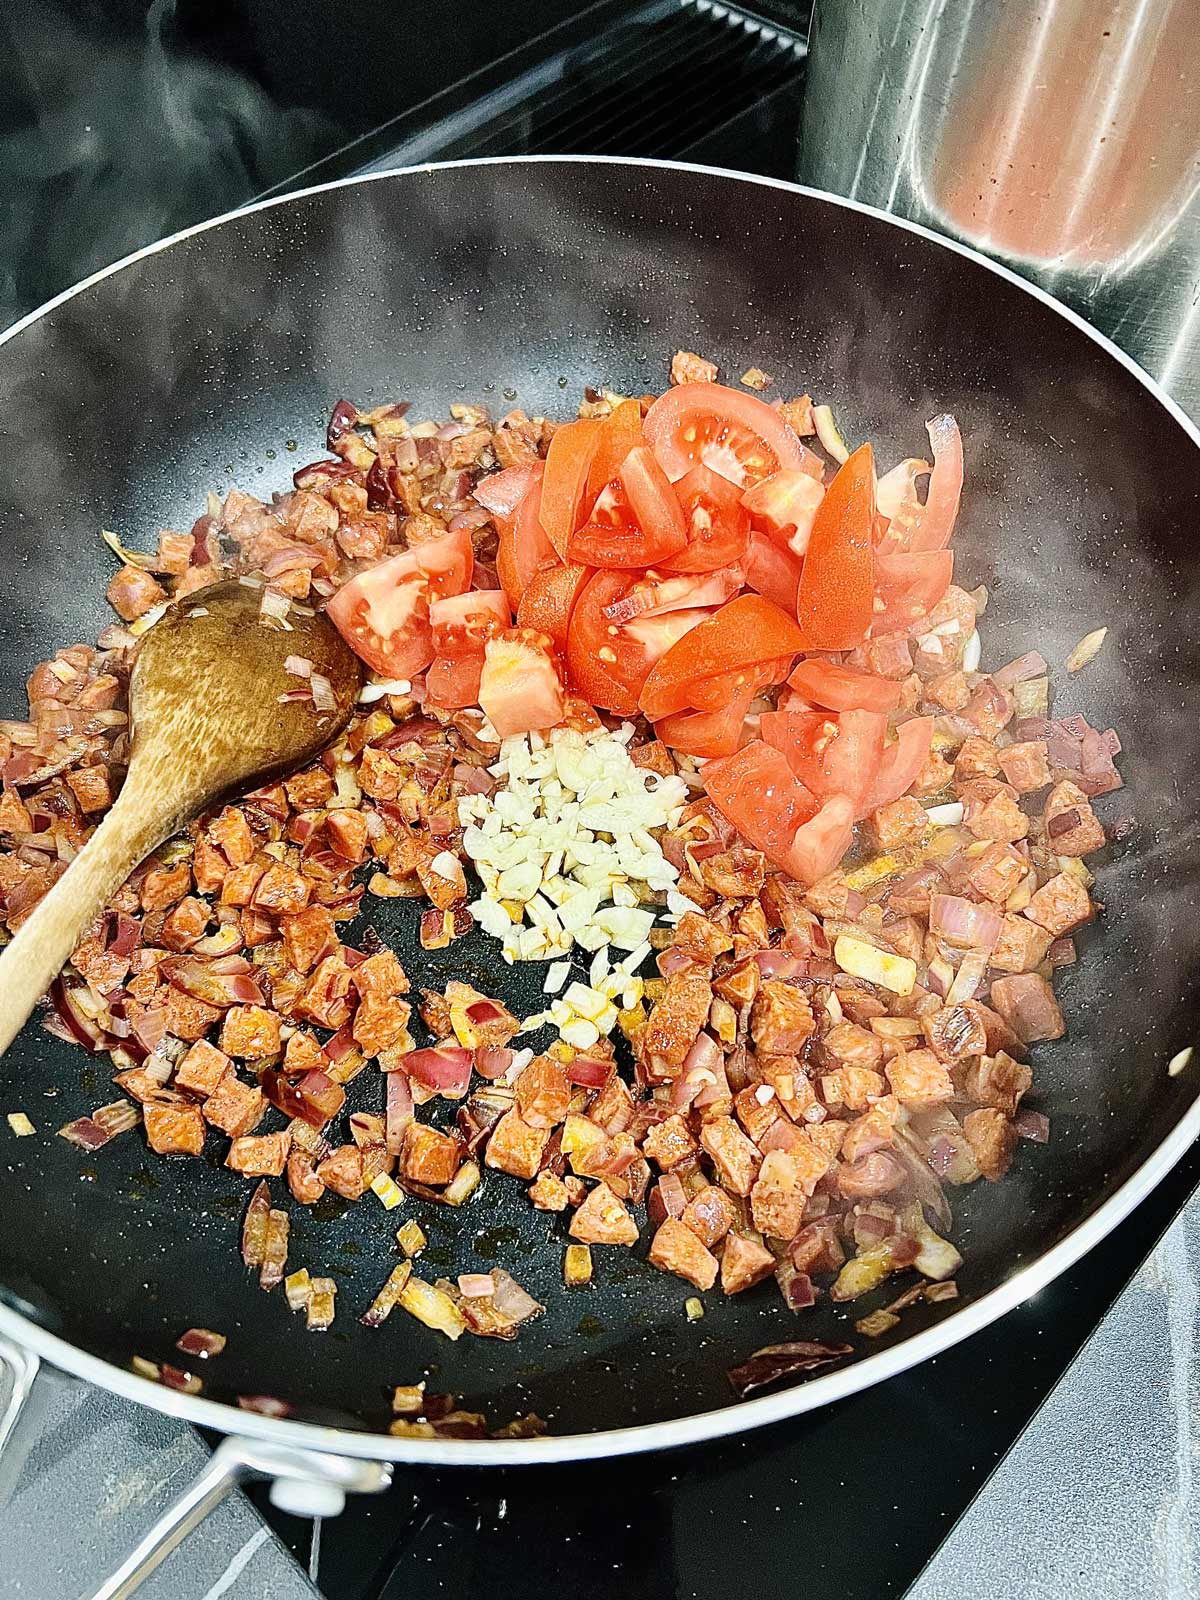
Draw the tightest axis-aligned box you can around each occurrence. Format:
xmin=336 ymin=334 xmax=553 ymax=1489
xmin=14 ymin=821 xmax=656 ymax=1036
xmin=0 ymin=580 xmax=362 ymax=1057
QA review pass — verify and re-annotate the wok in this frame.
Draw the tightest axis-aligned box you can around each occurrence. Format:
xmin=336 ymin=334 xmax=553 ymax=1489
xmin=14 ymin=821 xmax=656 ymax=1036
xmin=1 ymin=154 xmax=1199 ymax=1576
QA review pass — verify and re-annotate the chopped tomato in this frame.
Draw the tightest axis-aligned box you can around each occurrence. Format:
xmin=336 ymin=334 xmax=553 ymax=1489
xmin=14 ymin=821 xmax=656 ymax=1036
xmin=585 ymin=399 xmax=643 ymax=505
xmin=642 ymin=383 xmax=809 ymax=488
xmin=856 ymin=716 xmax=935 ymax=817
xmin=473 ymin=462 xmax=542 ymax=520
xmin=478 ymin=628 xmax=565 ymax=738
xmin=638 ymin=595 xmax=805 ymax=721
xmin=567 ymin=446 xmax=688 ymax=568
xmin=655 ymin=690 xmax=754 ymax=758
xmin=600 ymin=568 xmax=741 ymax=625
xmin=786 ymin=658 xmax=903 ymax=713
xmin=684 ymin=656 xmax=793 ymax=713
xmin=660 ymin=465 xmax=750 ymax=573
xmin=887 ymin=416 xmax=963 ymax=554
xmin=425 ymin=590 xmax=510 ymax=710
xmin=516 ymin=561 xmax=591 ymax=651
xmin=566 ymin=570 xmax=711 ymax=717
xmin=760 ymin=708 xmax=886 ymax=809
xmin=871 ymin=550 xmax=954 ymax=636
xmin=539 ymin=418 xmax=602 ymax=559
xmin=326 ymin=528 xmax=473 ymax=677
xmin=496 ymin=464 xmax=553 ymax=609
xmin=703 ymin=741 xmax=855 ymax=884
xmin=742 ymin=468 xmax=825 ymax=555
xmin=744 ymin=530 xmax=804 ymax=612
xmin=795 ymin=442 xmax=875 ymax=650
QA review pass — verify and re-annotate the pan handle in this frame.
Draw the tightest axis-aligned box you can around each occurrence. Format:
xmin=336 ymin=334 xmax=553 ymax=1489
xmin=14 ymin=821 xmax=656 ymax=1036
xmin=92 ymin=1436 xmax=392 ymax=1600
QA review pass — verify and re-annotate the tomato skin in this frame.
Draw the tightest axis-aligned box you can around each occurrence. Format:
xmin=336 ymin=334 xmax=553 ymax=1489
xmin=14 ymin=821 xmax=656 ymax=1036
xmin=742 ymin=468 xmax=825 ymax=555
xmin=744 ymin=531 xmax=803 ymax=611
xmin=905 ymin=416 xmax=963 ymax=553
xmin=478 ymin=628 xmax=565 ymax=738
xmin=795 ymin=442 xmax=876 ymax=650
xmin=786 ymin=658 xmax=903 ymax=713
xmin=856 ymin=716 xmax=934 ymax=817
xmin=642 ymin=383 xmax=809 ymax=487
xmin=655 ymin=689 xmax=754 ymax=758
xmin=566 ymin=570 xmax=709 ymax=717
xmin=585 ymin=399 xmax=643 ymax=505
xmin=660 ymin=465 xmax=750 ymax=573
xmin=871 ymin=550 xmax=954 ymax=636
xmin=761 ymin=708 xmax=886 ymax=809
xmin=539 ymin=418 xmax=602 ymax=559
xmin=496 ymin=464 xmax=552 ymax=609
xmin=638 ymin=595 xmax=805 ymax=721
xmin=516 ymin=561 xmax=591 ymax=652
xmin=326 ymin=528 xmax=473 ymax=677
xmin=704 ymin=740 xmax=854 ymax=883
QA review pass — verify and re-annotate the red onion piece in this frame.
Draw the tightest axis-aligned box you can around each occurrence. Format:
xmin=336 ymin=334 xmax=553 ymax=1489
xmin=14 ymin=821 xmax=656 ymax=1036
xmin=754 ymin=950 xmax=804 ymax=980
xmin=474 ymin=1046 xmax=514 ymax=1080
xmin=993 ymin=651 xmax=1048 ymax=687
xmin=565 ymin=1055 xmax=613 ymax=1088
xmin=727 ymin=1340 xmax=852 ymax=1399
xmin=1013 ymin=1108 xmax=1051 ymax=1143
xmin=929 ymin=894 xmax=1002 ymax=951
xmin=406 ymin=1046 xmax=473 ymax=1095
xmin=176 ymin=1328 xmax=227 ymax=1359
xmin=386 ymin=1073 xmax=414 ymax=1154
xmin=472 ymin=463 xmax=540 ymax=518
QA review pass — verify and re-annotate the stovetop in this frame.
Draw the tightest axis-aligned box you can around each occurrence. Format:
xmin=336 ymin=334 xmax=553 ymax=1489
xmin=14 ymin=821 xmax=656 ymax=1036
xmin=0 ymin=4 xmax=1197 ymax=1597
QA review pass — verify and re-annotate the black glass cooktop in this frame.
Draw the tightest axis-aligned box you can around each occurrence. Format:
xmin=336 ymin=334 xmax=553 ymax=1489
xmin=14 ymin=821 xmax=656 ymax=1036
xmin=5 ymin=4 xmax=1196 ymax=1595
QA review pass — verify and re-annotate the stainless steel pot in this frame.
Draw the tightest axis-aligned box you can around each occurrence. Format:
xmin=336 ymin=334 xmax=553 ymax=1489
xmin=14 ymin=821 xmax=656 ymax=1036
xmin=799 ymin=0 xmax=1200 ymax=415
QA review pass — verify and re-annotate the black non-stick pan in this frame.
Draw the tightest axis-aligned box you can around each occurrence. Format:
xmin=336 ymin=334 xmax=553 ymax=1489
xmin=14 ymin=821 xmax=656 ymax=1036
xmin=1 ymin=160 xmax=1199 ymax=1492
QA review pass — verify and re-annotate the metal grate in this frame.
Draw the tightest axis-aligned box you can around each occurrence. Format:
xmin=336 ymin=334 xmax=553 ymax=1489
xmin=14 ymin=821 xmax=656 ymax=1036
xmin=347 ymin=0 xmax=806 ymax=180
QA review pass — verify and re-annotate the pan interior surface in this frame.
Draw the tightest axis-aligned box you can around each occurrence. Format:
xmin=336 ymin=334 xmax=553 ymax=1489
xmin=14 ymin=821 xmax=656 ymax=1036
xmin=0 ymin=159 xmax=1198 ymax=1445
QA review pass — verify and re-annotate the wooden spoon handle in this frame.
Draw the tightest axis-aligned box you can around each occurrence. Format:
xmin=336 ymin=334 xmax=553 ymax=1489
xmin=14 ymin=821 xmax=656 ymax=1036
xmin=0 ymin=781 xmax=173 ymax=1059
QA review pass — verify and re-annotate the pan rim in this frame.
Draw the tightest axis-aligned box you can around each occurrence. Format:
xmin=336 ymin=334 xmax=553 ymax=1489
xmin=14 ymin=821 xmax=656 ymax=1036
xmin=1 ymin=152 xmax=1198 ymax=1464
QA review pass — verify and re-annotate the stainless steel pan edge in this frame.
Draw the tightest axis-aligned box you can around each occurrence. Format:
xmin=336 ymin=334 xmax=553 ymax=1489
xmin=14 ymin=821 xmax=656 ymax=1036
xmin=0 ymin=153 xmax=1197 ymax=1468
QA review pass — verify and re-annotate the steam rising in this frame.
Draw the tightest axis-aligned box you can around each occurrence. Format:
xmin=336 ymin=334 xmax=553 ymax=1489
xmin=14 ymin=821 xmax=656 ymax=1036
xmin=0 ymin=0 xmax=333 ymax=330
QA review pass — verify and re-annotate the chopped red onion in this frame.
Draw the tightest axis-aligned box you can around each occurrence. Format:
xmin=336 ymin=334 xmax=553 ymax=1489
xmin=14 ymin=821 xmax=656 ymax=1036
xmin=929 ymin=894 xmax=1002 ymax=951
xmin=1013 ymin=1109 xmax=1051 ymax=1143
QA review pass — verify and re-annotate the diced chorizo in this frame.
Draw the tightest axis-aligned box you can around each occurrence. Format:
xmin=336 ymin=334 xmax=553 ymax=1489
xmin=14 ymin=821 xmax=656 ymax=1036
xmin=671 ymin=349 xmax=718 ymax=386
xmin=958 ymin=1051 xmax=1033 ymax=1116
xmin=143 ymin=1101 xmax=204 ymax=1156
xmin=359 ymin=747 xmax=403 ymax=800
xmin=868 ymin=795 xmax=928 ymax=850
xmin=287 ymin=1150 xmax=325 ymax=1205
xmin=353 ymin=992 xmax=411 ymax=1057
xmin=570 ymin=1181 xmax=639 ymax=1246
xmin=1043 ymin=779 xmax=1106 ymax=857
xmin=484 ymin=1110 xmax=549 ymax=1180
xmin=416 ymin=852 xmax=467 ymax=910
xmin=792 ymin=1131 xmax=836 ymax=1191
xmin=885 ymin=1047 xmax=955 ymax=1108
xmin=251 ymin=862 xmax=310 ymax=915
xmin=296 ymin=954 xmax=356 ymax=1028
xmin=528 ymin=1171 xmax=570 ymax=1211
xmin=750 ymin=1148 xmax=806 ymax=1239
xmin=355 ymin=949 xmax=409 ymax=998
xmin=922 ymin=1003 xmax=988 ymax=1063
xmin=284 ymin=766 xmax=334 ymax=810
xmin=638 ymin=972 xmax=713 ymax=1077
xmin=641 ymin=1112 xmax=697 ymax=1170
xmin=699 ymin=845 xmax=766 ymax=899
xmin=318 ymin=1144 xmax=366 ymax=1200
xmin=140 ymin=861 xmax=192 ymax=912
xmin=968 ymin=842 xmax=1027 ymax=903
xmin=160 ymin=895 xmax=210 ymax=952
xmin=174 ymin=1039 xmax=231 ymax=1098
xmin=191 ymin=836 xmax=229 ymax=895
xmin=66 ymin=765 xmax=112 ymax=814
xmin=989 ymin=973 xmax=1064 ymax=1042
xmin=840 ymin=1104 xmax=896 ymax=1164
xmin=219 ymin=1004 xmax=281 ymax=1060
xmin=219 ymin=859 xmax=268 ymax=907
xmin=837 ymin=1150 xmax=905 ymax=1198
xmin=227 ymin=1130 xmax=291 ymax=1177
xmin=757 ymin=1053 xmax=816 ymax=1120
xmin=515 ymin=1056 xmax=571 ymax=1129
xmin=680 ymin=1184 xmax=738 ymax=1248
xmin=965 ymin=786 xmax=1029 ymax=843
xmin=750 ymin=981 xmax=815 ymax=1054
xmin=160 ymin=986 xmax=224 ymax=1042
xmin=989 ymin=913 xmax=1054 ymax=973
xmin=954 ymin=736 xmax=1001 ymax=781
xmin=997 ymin=739 xmax=1051 ymax=794
xmin=823 ymin=1020 xmax=885 ymax=1071
xmin=819 ymin=1065 xmax=885 ymax=1112
xmin=699 ymin=1116 xmax=761 ymax=1196
xmin=629 ymin=740 xmax=675 ymax=777
xmin=279 ymin=905 xmax=336 ymax=974
xmin=107 ymin=564 xmax=166 ymax=621
xmin=402 ymin=1123 xmax=462 ymax=1187
xmin=1024 ymin=871 xmax=1091 ymax=936
xmin=203 ymin=1074 xmax=266 ymax=1138
xmin=648 ymin=1217 xmax=718 ymax=1288
xmin=673 ymin=911 xmax=732 ymax=962
xmin=719 ymin=1231 xmax=776 ymax=1295
xmin=962 ymin=1107 xmax=1018 ymax=1181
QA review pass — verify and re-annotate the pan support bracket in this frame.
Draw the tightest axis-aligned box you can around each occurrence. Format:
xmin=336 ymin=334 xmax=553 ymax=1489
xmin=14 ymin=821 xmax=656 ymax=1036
xmin=0 ymin=1332 xmax=39 ymax=1462
xmin=89 ymin=1434 xmax=393 ymax=1600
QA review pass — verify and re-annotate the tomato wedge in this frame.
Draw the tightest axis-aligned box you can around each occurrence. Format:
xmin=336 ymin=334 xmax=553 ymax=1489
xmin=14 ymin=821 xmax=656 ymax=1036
xmin=795 ymin=442 xmax=876 ymax=651
xmin=638 ymin=595 xmax=805 ymax=721
xmin=540 ymin=418 xmax=602 ymax=559
xmin=761 ymin=708 xmax=886 ymax=809
xmin=655 ymin=689 xmax=755 ymax=758
xmin=742 ymin=468 xmax=825 ymax=555
xmin=425 ymin=590 xmax=510 ymax=710
xmin=496 ymin=464 xmax=553 ymax=609
xmin=326 ymin=528 xmax=473 ymax=677
xmin=660 ymin=465 xmax=750 ymax=573
xmin=871 ymin=550 xmax=954 ymax=636
xmin=585 ymin=399 xmax=643 ymax=505
xmin=856 ymin=716 xmax=935 ymax=817
xmin=566 ymin=569 xmax=711 ymax=716
xmin=642 ymin=383 xmax=808 ymax=488
xmin=744 ymin=530 xmax=803 ymax=612
xmin=567 ymin=446 xmax=688 ymax=568
xmin=684 ymin=656 xmax=793 ymax=714
xmin=906 ymin=416 xmax=963 ymax=554
xmin=703 ymin=741 xmax=856 ymax=885
xmin=516 ymin=561 xmax=591 ymax=652
xmin=478 ymin=628 xmax=565 ymax=738
xmin=786 ymin=658 xmax=903 ymax=713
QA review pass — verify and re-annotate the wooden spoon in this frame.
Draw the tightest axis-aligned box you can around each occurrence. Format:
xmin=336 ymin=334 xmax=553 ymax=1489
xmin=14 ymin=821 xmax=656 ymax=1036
xmin=0 ymin=580 xmax=362 ymax=1058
